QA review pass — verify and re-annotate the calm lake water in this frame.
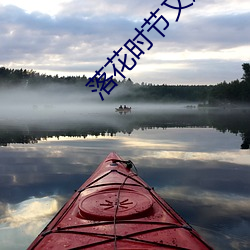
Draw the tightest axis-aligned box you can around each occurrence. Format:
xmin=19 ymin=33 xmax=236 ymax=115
xmin=0 ymin=104 xmax=250 ymax=249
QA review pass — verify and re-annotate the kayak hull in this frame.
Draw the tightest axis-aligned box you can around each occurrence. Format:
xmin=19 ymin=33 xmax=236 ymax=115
xmin=28 ymin=152 xmax=212 ymax=249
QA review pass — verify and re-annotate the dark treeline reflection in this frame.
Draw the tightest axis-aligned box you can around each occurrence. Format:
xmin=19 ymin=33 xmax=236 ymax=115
xmin=1 ymin=108 xmax=250 ymax=149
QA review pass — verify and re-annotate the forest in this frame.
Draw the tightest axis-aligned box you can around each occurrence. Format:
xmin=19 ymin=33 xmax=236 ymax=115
xmin=0 ymin=63 xmax=249 ymax=104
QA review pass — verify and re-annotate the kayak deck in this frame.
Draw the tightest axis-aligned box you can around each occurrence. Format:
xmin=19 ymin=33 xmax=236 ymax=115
xmin=28 ymin=152 xmax=213 ymax=249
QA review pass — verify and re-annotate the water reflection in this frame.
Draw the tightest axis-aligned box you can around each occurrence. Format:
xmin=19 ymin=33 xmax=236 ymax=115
xmin=0 ymin=196 xmax=62 ymax=250
xmin=0 ymin=108 xmax=250 ymax=249
xmin=1 ymin=196 xmax=59 ymax=228
xmin=0 ymin=107 xmax=250 ymax=149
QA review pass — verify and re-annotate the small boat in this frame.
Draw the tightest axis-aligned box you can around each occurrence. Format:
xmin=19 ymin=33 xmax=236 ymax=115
xmin=115 ymin=107 xmax=132 ymax=113
xmin=28 ymin=152 xmax=213 ymax=249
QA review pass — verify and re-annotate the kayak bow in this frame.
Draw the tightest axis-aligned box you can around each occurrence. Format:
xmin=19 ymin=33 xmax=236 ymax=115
xmin=28 ymin=152 xmax=213 ymax=249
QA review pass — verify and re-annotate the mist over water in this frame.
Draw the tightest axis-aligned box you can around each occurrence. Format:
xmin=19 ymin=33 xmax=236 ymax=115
xmin=0 ymin=84 xmax=199 ymax=125
xmin=0 ymin=85 xmax=111 ymax=121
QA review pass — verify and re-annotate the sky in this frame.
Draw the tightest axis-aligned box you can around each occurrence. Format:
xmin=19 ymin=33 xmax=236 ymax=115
xmin=0 ymin=0 xmax=250 ymax=85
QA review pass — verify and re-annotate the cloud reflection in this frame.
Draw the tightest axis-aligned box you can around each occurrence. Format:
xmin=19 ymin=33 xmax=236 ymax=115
xmin=156 ymin=186 xmax=250 ymax=250
xmin=153 ymin=150 xmax=250 ymax=167
xmin=0 ymin=196 xmax=62 ymax=249
xmin=0 ymin=196 xmax=59 ymax=229
xmin=157 ymin=186 xmax=250 ymax=216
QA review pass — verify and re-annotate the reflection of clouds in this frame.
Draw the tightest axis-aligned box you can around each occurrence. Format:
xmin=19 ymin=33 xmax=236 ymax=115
xmin=0 ymin=196 xmax=62 ymax=250
xmin=106 ymin=128 xmax=249 ymax=166
xmin=157 ymin=186 xmax=250 ymax=216
xmin=154 ymin=150 xmax=250 ymax=167
xmin=194 ymin=223 xmax=250 ymax=250
xmin=0 ymin=196 xmax=59 ymax=231
xmin=0 ymin=202 xmax=7 ymax=218
xmin=112 ymin=127 xmax=243 ymax=152
xmin=121 ymin=139 xmax=185 ymax=150
xmin=157 ymin=186 xmax=250 ymax=249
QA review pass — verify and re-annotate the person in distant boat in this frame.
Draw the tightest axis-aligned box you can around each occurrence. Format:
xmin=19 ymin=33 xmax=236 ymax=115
xmin=119 ymin=105 xmax=122 ymax=109
xmin=124 ymin=105 xmax=127 ymax=109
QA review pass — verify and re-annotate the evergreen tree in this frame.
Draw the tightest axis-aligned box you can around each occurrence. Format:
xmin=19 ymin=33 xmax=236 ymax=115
xmin=242 ymin=63 xmax=250 ymax=83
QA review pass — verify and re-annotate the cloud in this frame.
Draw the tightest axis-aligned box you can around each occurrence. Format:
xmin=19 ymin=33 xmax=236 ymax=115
xmin=175 ymin=13 xmax=250 ymax=50
xmin=0 ymin=0 xmax=250 ymax=84
xmin=0 ymin=196 xmax=59 ymax=229
xmin=58 ymin=0 xmax=158 ymax=19
xmin=0 ymin=4 xmax=138 ymax=73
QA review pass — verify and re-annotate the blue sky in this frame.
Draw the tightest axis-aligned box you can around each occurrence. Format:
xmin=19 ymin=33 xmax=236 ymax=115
xmin=0 ymin=0 xmax=250 ymax=85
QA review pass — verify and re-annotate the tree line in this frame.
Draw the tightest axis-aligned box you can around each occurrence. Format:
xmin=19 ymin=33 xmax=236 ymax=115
xmin=208 ymin=63 xmax=250 ymax=105
xmin=0 ymin=67 xmax=89 ymax=88
xmin=0 ymin=63 xmax=249 ymax=104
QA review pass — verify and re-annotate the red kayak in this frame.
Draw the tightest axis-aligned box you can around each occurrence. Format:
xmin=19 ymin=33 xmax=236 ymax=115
xmin=28 ymin=152 xmax=213 ymax=249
